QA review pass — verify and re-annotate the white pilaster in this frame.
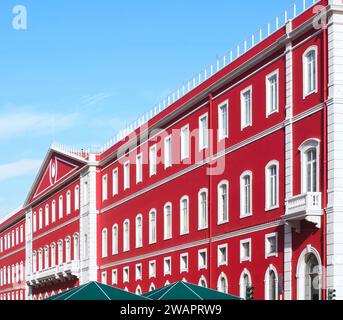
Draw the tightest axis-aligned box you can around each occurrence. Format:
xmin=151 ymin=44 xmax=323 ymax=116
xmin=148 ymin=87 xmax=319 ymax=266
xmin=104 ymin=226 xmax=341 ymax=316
xmin=327 ymin=0 xmax=343 ymax=300
xmin=25 ymin=209 xmax=32 ymax=300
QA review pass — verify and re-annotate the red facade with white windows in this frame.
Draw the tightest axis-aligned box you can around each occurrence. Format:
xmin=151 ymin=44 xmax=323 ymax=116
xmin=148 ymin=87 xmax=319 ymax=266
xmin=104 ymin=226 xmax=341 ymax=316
xmin=1 ymin=0 xmax=343 ymax=301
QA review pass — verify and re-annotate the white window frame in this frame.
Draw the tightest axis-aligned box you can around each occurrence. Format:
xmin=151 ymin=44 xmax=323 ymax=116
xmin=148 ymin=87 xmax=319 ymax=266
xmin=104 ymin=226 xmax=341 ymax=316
xmin=180 ymin=124 xmax=190 ymax=161
xmin=240 ymin=171 xmax=253 ymax=218
xmin=123 ymin=267 xmax=129 ymax=283
xmin=217 ymin=180 xmax=229 ymax=224
xmin=240 ymin=239 xmax=252 ymax=263
xmin=66 ymin=191 xmax=71 ymax=215
xmin=112 ymin=168 xmax=119 ymax=196
xmin=303 ymin=46 xmax=318 ymax=99
xmin=102 ymin=175 xmax=108 ymax=201
xmin=136 ymin=153 xmax=143 ymax=184
xmin=180 ymin=196 xmax=189 ymax=235
xmin=101 ymin=228 xmax=108 ymax=258
xmin=218 ymin=100 xmax=229 ymax=141
xmin=112 ymin=224 xmax=118 ymax=255
xmin=124 ymin=161 xmax=130 ymax=190
xmin=198 ymin=249 xmax=207 ymax=270
xmin=123 ymin=219 xmax=130 ymax=252
xmin=164 ymin=135 xmax=172 ymax=169
xmin=112 ymin=269 xmax=118 ymax=285
xmin=45 ymin=205 xmax=49 ymax=227
xmin=180 ymin=253 xmax=189 ymax=273
xmin=101 ymin=271 xmax=107 ymax=284
xmin=149 ymin=209 xmax=157 ymax=244
xmin=135 ymin=214 xmax=143 ymax=248
xmin=58 ymin=196 xmax=63 ymax=219
xmin=149 ymin=145 xmax=157 ymax=177
xmin=241 ymin=86 xmax=253 ymax=130
xmin=266 ymin=69 xmax=279 ymax=117
xmin=198 ymin=188 xmax=208 ymax=230
xmin=74 ymin=186 xmax=80 ymax=211
xmin=164 ymin=202 xmax=172 ymax=240
xmin=164 ymin=257 xmax=172 ymax=276
xmin=265 ymin=233 xmax=278 ymax=259
xmin=217 ymin=244 xmax=228 ymax=267
xmin=135 ymin=263 xmax=142 ymax=281
xmin=265 ymin=160 xmax=280 ymax=211
xmin=199 ymin=113 xmax=209 ymax=151
xmin=149 ymin=260 xmax=156 ymax=279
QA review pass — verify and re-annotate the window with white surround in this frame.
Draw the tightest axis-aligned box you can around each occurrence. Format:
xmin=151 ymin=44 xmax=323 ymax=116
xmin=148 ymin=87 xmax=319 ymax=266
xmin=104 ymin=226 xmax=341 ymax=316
xmin=112 ymin=169 xmax=118 ymax=196
xmin=112 ymin=269 xmax=118 ymax=285
xmin=50 ymin=244 xmax=56 ymax=267
xmin=149 ymin=145 xmax=157 ymax=176
xmin=266 ymin=70 xmax=279 ymax=116
xmin=164 ymin=257 xmax=172 ymax=275
xmin=240 ymin=172 xmax=252 ymax=217
xmin=241 ymin=86 xmax=252 ymax=129
xmin=199 ymin=114 xmax=209 ymax=151
xmin=240 ymin=269 xmax=252 ymax=299
xmin=20 ymin=226 xmax=24 ymax=243
xmin=198 ymin=249 xmax=207 ymax=270
xmin=180 ymin=196 xmax=189 ymax=235
xmin=101 ymin=228 xmax=108 ymax=258
xmin=124 ymin=161 xmax=130 ymax=190
xmin=164 ymin=136 xmax=172 ymax=169
xmin=164 ymin=203 xmax=172 ymax=240
xmin=136 ymin=154 xmax=143 ymax=183
xmin=136 ymin=264 xmax=142 ymax=281
xmin=218 ymin=181 xmax=229 ymax=224
xmin=83 ymin=181 xmax=89 ymax=205
xmin=217 ymin=272 xmax=228 ymax=293
xmin=73 ymin=233 xmax=79 ymax=260
xmin=33 ymin=212 xmax=37 ymax=233
xmin=265 ymin=161 xmax=279 ymax=210
xmin=218 ymin=101 xmax=229 ymax=140
xmin=112 ymin=224 xmax=118 ymax=255
xmin=65 ymin=237 xmax=71 ymax=263
xmin=198 ymin=189 xmax=208 ymax=230
xmin=218 ymin=244 xmax=228 ymax=266
xmin=123 ymin=267 xmax=129 ymax=283
xmin=75 ymin=186 xmax=80 ymax=210
xmin=59 ymin=196 xmax=63 ymax=219
xmin=45 ymin=205 xmax=49 ymax=227
xmin=136 ymin=215 xmax=143 ymax=248
xmin=300 ymin=139 xmax=320 ymax=193
xmin=265 ymin=233 xmax=278 ymax=258
xmin=240 ymin=239 xmax=252 ymax=262
xmin=101 ymin=271 xmax=107 ymax=284
xmin=180 ymin=253 xmax=188 ymax=273
xmin=303 ymin=46 xmax=318 ymax=97
xmin=123 ymin=220 xmax=130 ymax=252
xmin=51 ymin=201 xmax=56 ymax=223
xmin=44 ymin=246 xmax=49 ymax=270
xmin=149 ymin=261 xmax=156 ymax=278
xmin=149 ymin=209 xmax=157 ymax=244
xmin=102 ymin=175 xmax=108 ymax=201
xmin=66 ymin=191 xmax=71 ymax=215
xmin=39 ymin=209 xmax=43 ymax=230
xmin=265 ymin=265 xmax=278 ymax=300
xmin=181 ymin=125 xmax=190 ymax=161
xmin=32 ymin=251 xmax=37 ymax=273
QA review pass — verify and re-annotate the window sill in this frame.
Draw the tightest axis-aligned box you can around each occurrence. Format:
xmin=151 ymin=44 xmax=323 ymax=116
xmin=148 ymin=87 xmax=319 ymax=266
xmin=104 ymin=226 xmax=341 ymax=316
xmin=240 ymin=258 xmax=252 ymax=263
xmin=303 ymin=89 xmax=318 ymax=100
xmin=266 ymin=109 xmax=279 ymax=118
xmin=265 ymin=205 xmax=279 ymax=212
xmin=198 ymin=226 xmax=208 ymax=231
xmin=240 ymin=213 xmax=253 ymax=219
xmin=265 ymin=253 xmax=278 ymax=259
xmin=217 ymin=220 xmax=229 ymax=226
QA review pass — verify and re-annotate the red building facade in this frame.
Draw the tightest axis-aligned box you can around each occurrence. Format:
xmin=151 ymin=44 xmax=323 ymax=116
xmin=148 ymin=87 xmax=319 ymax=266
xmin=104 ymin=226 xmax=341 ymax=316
xmin=1 ymin=0 xmax=343 ymax=301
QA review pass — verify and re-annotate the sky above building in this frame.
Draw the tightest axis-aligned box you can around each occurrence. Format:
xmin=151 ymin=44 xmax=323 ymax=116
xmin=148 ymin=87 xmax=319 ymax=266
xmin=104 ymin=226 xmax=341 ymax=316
xmin=0 ymin=0 xmax=297 ymax=217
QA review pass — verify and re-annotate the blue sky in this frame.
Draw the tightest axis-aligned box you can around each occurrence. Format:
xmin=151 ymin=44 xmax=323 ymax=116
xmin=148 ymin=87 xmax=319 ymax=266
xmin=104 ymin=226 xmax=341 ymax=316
xmin=0 ymin=0 xmax=295 ymax=217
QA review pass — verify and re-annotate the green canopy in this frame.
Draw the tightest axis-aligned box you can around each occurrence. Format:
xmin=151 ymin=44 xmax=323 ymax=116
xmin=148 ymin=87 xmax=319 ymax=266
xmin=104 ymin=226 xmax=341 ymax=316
xmin=45 ymin=281 xmax=150 ymax=301
xmin=143 ymin=282 xmax=242 ymax=300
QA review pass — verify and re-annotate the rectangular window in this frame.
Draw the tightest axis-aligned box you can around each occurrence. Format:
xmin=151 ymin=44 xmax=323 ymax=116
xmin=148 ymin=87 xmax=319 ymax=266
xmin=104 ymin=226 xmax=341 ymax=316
xmin=164 ymin=257 xmax=172 ymax=276
xmin=241 ymin=173 xmax=252 ymax=218
xmin=218 ymin=101 xmax=229 ymax=140
xmin=112 ymin=269 xmax=118 ymax=285
xmin=124 ymin=161 xmax=130 ymax=190
xmin=0 ymin=237 xmax=3 ymax=253
xmin=102 ymin=175 xmax=108 ymax=201
xmin=149 ymin=261 xmax=156 ymax=279
xmin=241 ymin=86 xmax=252 ymax=129
xmin=164 ymin=205 xmax=172 ymax=240
xmin=136 ymin=154 xmax=143 ymax=183
xmin=265 ymin=233 xmax=278 ymax=258
xmin=303 ymin=48 xmax=318 ymax=97
xmin=149 ymin=210 xmax=157 ymax=244
xmin=164 ymin=136 xmax=172 ymax=169
xmin=112 ymin=169 xmax=118 ymax=196
xmin=101 ymin=271 xmax=107 ymax=285
xmin=33 ymin=213 xmax=37 ymax=233
xmin=240 ymin=239 xmax=252 ymax=263
xmin=198 ymin=190 xmax=208 ymax=230
xmin=266 ymin=163 xmax=279 ymax=210
xmin=181 ymin=125 xmax=190 ymax=161
xmin=218 ymin=182 xmax=229 ymax=224
xmin=45 ymin=207 xmax=49 ymax=227
xmin=123 ymin=267 xmax=129 ymax=283
xmin=199 ymin=114 xmax=209 ymax=151
xmin=135 ymin=264 xmax=142 ymax=281
xmin=218 ymin=244 xmax=228 ymax=266
xmin=149 ymin=145 xmax=157 ymax=177
xmin=180 ymin=253 xmax=189 ymax=273
xmin=198 ymin=249 xmax=207 ymax=270
xmin=16 ymin=228 xmax=19 ymax=245
xmin=266 ymin=71 xmax=279 ymax=116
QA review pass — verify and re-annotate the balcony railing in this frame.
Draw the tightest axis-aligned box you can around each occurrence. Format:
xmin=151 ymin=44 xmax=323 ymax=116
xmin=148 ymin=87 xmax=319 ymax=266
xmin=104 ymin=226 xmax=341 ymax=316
xmin=284 ymin=192 xmax=323 ymax=228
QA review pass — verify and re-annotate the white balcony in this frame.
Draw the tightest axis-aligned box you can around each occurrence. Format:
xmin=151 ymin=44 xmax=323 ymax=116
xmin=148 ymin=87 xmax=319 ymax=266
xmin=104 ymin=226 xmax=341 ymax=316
xmin=283 ymin=192 xmax=323 ymax=229
xmin=27 ymin=260 xmax=80 ymax=287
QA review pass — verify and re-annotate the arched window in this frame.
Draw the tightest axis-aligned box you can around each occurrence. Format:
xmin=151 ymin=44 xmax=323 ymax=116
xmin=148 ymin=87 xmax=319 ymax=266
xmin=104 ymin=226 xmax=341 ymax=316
xmin=149 ymin=209 xmax=157 ymax=244
xmin=45 ymin=205 xmax=49 ymax=226
xmin=39 ymin=209 xmax=43 ymax=230
xmin=52 ymin=200 xmax=56 ymax=223
xmin=75 ymin=186 xmax=80 ymax=211
xmin=217 ymin=272 xmax=228 ymax=293
xmin=51 ymin=243 xmax=56 ymax=267
xmin=73 ymin=233 xmax=79 ymax=260
xmin=38 ymin=249 xmax=43 ymax=271
xmin=112 ymin=225 xmax=118 ymax=255
xmin=135 ymin=286 xmax=142 ymax=295
xmin=65 ymin=237 xmax=71 ymax=262
xmin=180 ymin=196 xmax=189 ymax=235
xmin=149 ymin=283 xmax=156 ymax=292
xmin=66 ymin=191 xmax=71 ymax=215
xmin=101 ymin=229 xmax=108 ymax=258
xmin=164 ymin=203 xmax=172 ymax=240
xmin=239 ymin=269 xmax=252 ymax=299
xmin=265 ymin=161 xmax=279 ymax=210
xmin=240 ymin=172 xmax=252 ymax=217
xmin=303 ymin=46 xmax=318 ymax=97
xmin=32 ymin=251 xmax=37 ymax=273
xmin=218 ymin=181 xmax=229 ymax=223
xmin=20 ymin=262 xmax=24 ymax=282
xmin=198 ymin=189 xmax=208 ymax=229
xmin=299 ymin=139 xmax=320 ymax=193
xmin=44 ymin=246 xmax=49 ymax=270
xmin=59 ymin=196 xmax=63 ymax=219
xmin=264 ymin=265 xmax=278 ymax=300
xmin=58 ymin=240 xmax=63 ymax=265
xmin=198 ymin=276 xmax=208 ymax=288
xmin=123 ymin=220 xmax=130 ymax=252
xmin=136 ymin=215 xmax=143 ymax=248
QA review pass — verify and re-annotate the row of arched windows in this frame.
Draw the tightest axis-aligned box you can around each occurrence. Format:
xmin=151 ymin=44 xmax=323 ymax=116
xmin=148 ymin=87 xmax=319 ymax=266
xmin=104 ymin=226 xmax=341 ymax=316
xmin=0 ymin=262 xmax=25 ymax=286
xmin=0 ymin=290 xmax=24 ymax=301
xmin=0 ymin=225 xmax=25 ymax=253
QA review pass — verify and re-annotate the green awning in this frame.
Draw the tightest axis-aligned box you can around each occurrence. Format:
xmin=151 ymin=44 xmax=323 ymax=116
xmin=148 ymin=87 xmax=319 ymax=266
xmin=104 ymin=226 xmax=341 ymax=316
xmin=143 ymin=282 xmax=242 ymax=300
xmin=45 ymin=282 xmax=150 ymax=301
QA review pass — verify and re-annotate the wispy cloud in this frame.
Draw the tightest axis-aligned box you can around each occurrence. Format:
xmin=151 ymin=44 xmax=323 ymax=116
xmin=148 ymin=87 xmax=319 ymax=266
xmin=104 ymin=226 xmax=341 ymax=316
xmin=0 ymin=108 xmax=78 ymax=140
xmin=80 ymin=92 xmax=112 ymax=108
xmin=0 ymin=159 xmax=41 ymax=183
